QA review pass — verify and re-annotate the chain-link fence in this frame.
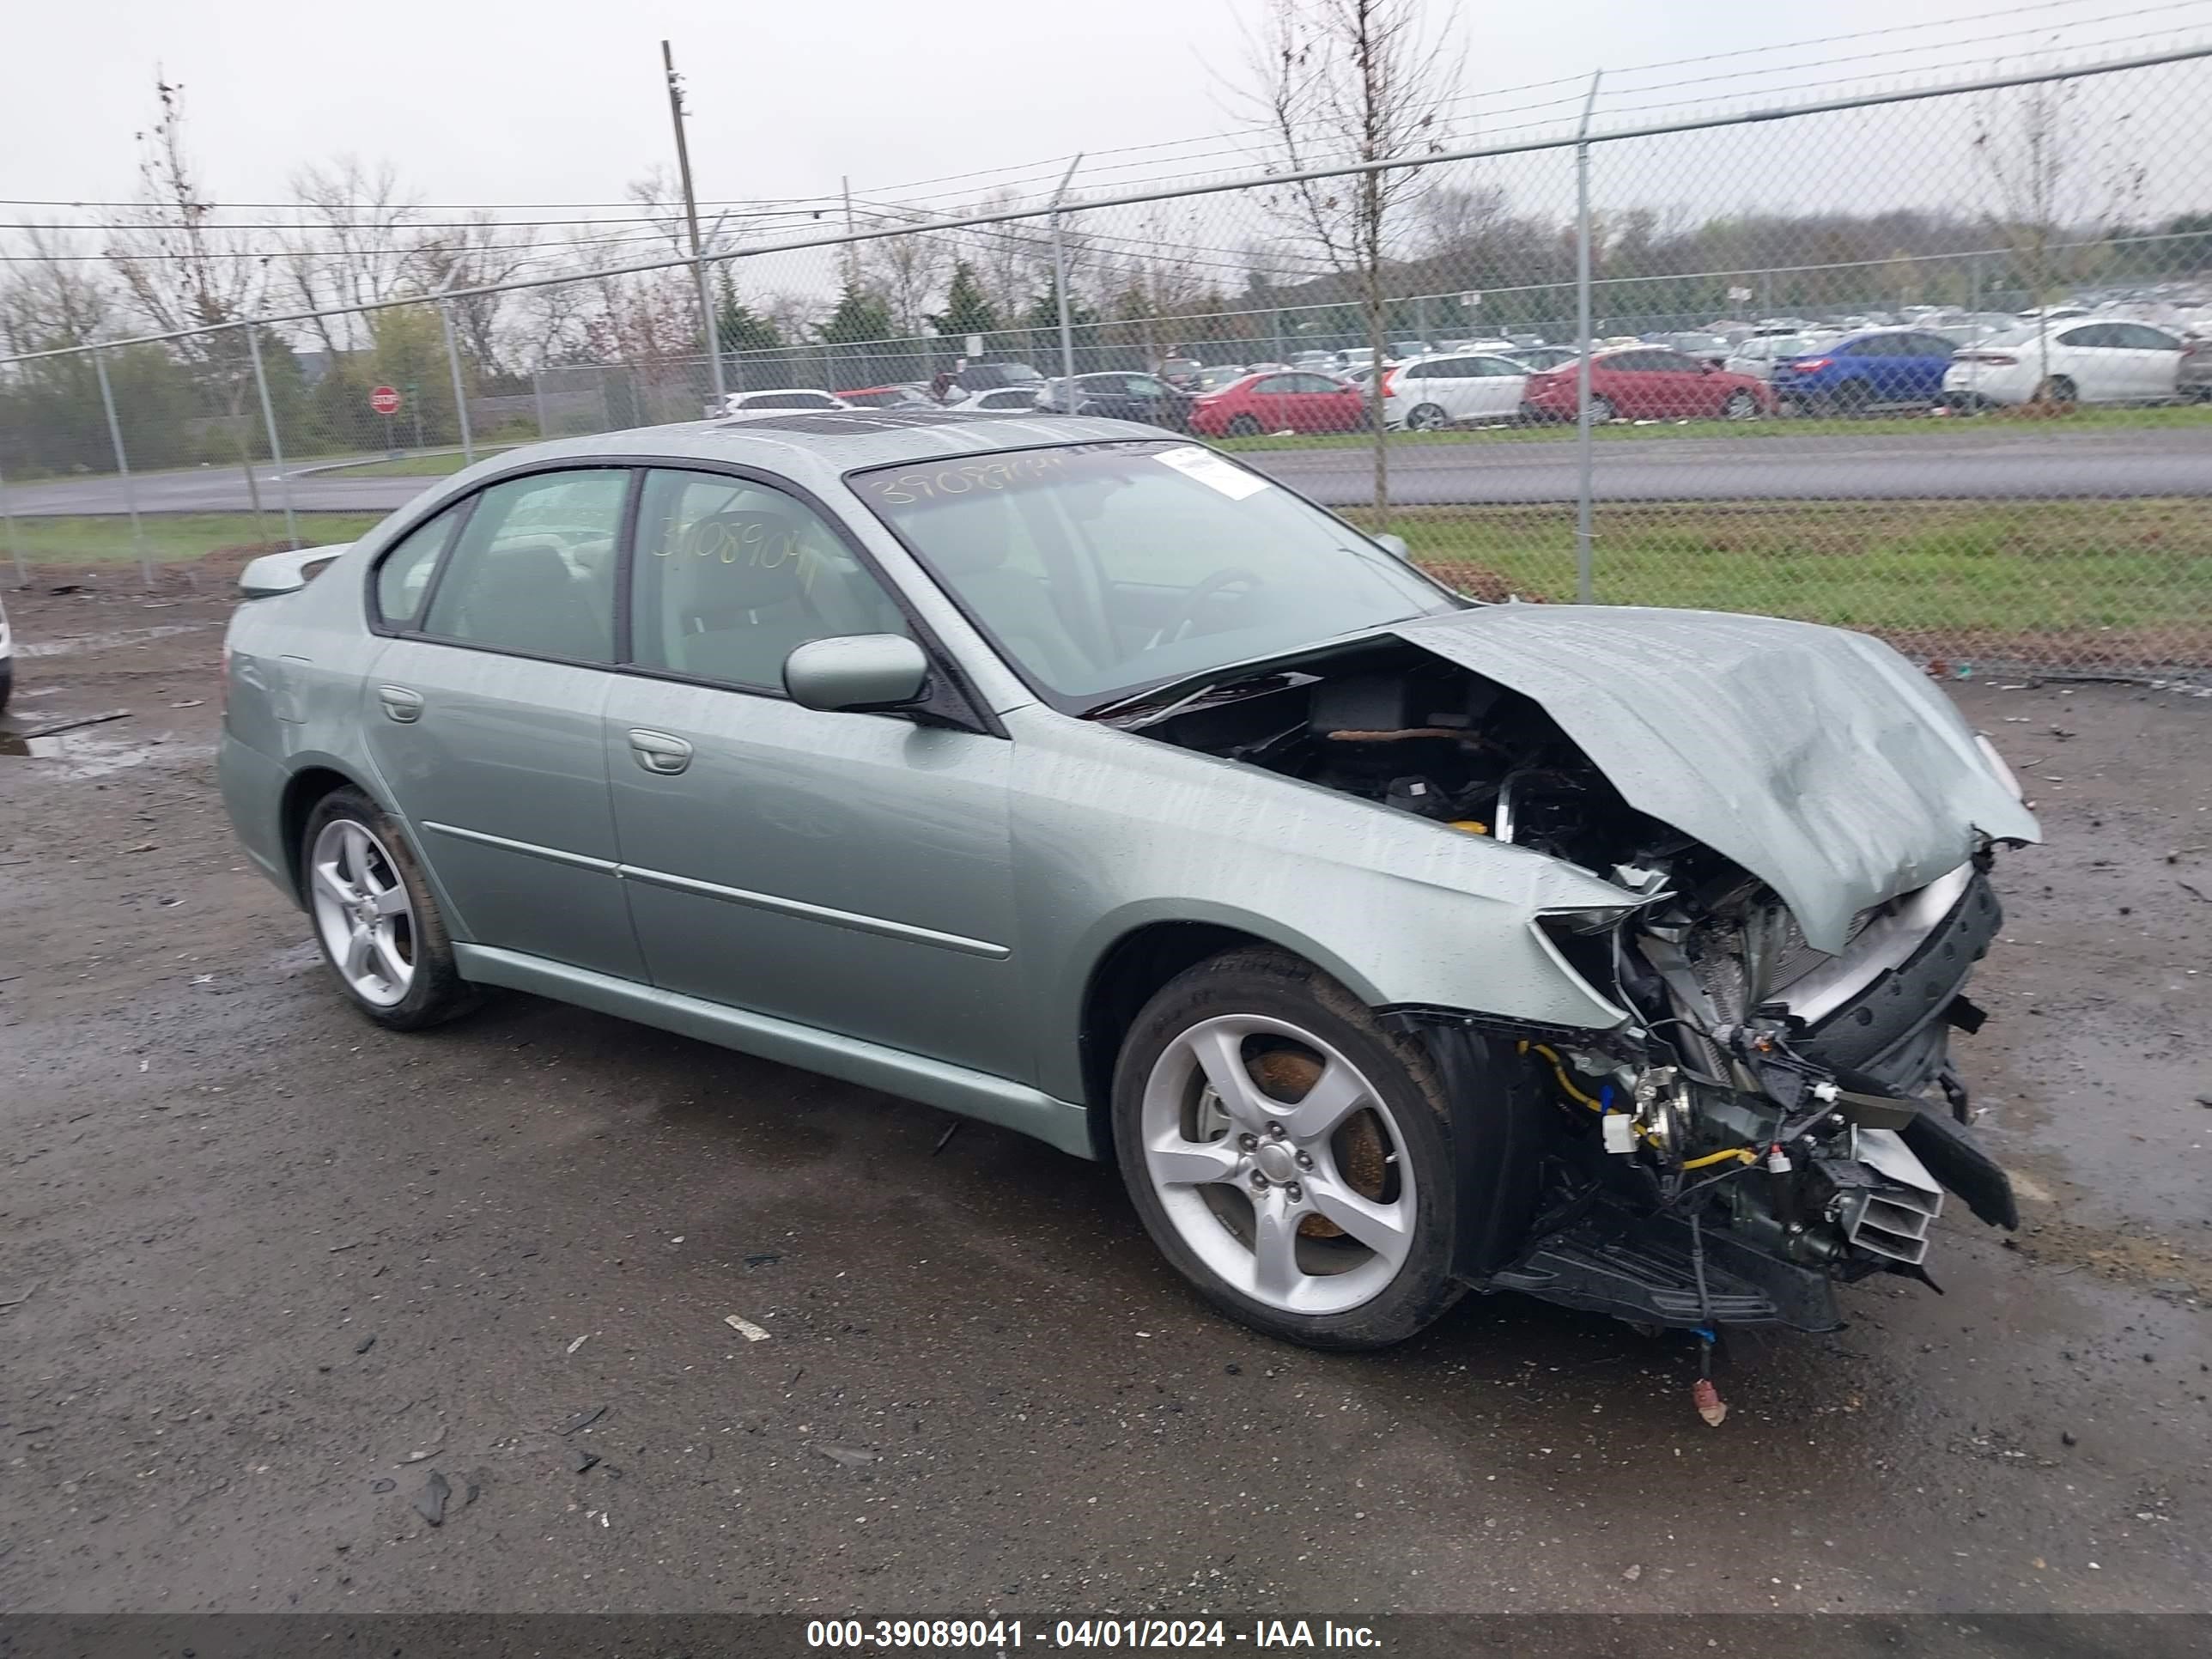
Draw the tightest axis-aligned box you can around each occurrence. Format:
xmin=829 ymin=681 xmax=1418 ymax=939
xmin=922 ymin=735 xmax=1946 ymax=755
xmin=3 ymin=47 xmax=2209 ymax=676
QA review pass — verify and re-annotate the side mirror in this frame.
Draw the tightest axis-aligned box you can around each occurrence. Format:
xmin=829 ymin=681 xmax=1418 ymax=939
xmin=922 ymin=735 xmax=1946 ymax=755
xmin=783 ymin=634 xmax=930 ymax=713
xmin=1372 ymin=532 xmax=1413 ymax=562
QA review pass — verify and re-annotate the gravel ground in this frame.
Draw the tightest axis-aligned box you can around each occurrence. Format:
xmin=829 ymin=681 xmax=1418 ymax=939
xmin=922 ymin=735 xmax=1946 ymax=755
xmin=2 ymin=579 xmax=2208 ymax=1619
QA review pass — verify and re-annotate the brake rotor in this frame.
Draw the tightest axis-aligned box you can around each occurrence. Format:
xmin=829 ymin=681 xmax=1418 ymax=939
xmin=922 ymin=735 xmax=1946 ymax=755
xmin=1249 ymin=1048 xmax=1389 ymax=1239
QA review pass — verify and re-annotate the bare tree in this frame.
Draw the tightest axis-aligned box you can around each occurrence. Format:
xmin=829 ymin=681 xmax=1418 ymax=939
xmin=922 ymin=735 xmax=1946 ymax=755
xmin=283 ymin=157 xmax=420 ymax=354
xmin=862 ymin=204 xmax=951 ymax=336
xmin=409 ymin=215 xmax=534 ymax=381
xmin=0 ymin=226 xmax=112 ymax=353
xmin=1972 ymin=78 xmax=2144 ymax=396
xmin=1242 ymin=0 xmax=1461 ymax=511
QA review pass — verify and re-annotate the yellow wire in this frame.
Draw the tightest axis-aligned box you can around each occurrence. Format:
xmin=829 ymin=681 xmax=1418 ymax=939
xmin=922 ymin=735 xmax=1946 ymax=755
xmin=1681 ymin=1146 xmax=1759 ymax=1170
xmin=1522 ymin=1042 xmax=1754 ymax=1167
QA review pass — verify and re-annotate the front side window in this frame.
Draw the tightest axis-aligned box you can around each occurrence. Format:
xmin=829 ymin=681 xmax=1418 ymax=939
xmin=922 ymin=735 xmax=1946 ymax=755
xmin=419 ymin=469 xmax=628 ymax=663
xmin=852 ymin=441 xmax=1455 ymax=710
xmin=629 ymin=469 xmax=909 ymax=691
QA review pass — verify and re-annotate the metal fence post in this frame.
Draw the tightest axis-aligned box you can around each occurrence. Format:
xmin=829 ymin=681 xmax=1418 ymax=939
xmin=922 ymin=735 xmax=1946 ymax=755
xmin=93 ymin=346 xmax=151 ymax=587
xmin=246 ymin=321 xmax=299 ymax=547
xmin=1574 ymin=70 xmax=1604 ymax=606
xmin=439 ymin=301 xmax=475 ymax=465
xmin=0 ymin=463 xmax=25 ymax=588
xmin=533 ymin=369 xmax=550 ymax=439
xmin=1051 ymin=154 xmax=1085 ymax=405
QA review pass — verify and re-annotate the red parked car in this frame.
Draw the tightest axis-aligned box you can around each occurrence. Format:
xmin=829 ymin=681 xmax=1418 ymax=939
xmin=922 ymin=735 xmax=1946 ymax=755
xmin=1187 ymin=371 xmax=1370 ymax=437
xmin=1518 ymin=346 xmax=1773 ymax=423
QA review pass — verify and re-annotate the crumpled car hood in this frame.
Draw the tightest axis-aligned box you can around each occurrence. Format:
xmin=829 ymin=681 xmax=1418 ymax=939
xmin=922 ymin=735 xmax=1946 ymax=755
xmin=1392 ymin=605 xmax=2041 ymax=951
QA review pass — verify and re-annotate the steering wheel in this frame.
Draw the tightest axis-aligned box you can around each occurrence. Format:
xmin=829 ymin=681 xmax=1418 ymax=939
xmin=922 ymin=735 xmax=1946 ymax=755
xmin=1153 ymin=567 xmax=1264 ymax=647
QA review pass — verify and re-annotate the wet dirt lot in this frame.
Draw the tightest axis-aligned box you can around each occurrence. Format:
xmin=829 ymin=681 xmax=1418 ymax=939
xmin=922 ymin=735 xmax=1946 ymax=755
xmin=2 ymin=577 xmax=2208 ymax=1619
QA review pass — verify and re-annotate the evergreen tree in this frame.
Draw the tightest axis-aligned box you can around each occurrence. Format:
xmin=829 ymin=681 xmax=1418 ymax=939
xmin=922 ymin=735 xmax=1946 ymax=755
xmin=927 ymin=263 xmax=1000 ymax=338
xmin=816 ymin=280 xmax=894 ymax=346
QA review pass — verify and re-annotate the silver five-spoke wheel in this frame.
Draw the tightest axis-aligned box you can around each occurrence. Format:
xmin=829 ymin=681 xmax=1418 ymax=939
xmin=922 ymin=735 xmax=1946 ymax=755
xmin=308 ymin=818 xmax=416 ymax=1007
xmin=1140 ymin=1014 xmax=1415 ymax=1316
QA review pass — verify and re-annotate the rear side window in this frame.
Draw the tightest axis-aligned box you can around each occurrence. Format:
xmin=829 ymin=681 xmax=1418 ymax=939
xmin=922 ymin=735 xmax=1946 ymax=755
xmin=420 ymin=469 xmax=629 ymax=664
xmin=374 ymin=508 xmax=463 ymax=628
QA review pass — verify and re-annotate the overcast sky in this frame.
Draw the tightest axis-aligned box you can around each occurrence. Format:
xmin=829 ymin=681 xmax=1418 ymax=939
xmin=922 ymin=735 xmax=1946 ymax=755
xmin=6 ymin=0 xmax=2204 ymax=231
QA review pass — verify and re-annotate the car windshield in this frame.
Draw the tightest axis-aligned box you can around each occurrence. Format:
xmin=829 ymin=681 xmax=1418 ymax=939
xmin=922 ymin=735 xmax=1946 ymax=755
xmin=851 ymin=441 xmax=1456 ymax=711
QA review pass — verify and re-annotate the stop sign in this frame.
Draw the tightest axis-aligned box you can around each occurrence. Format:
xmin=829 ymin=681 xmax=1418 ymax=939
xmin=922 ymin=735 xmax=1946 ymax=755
xmin=369 ymin=385 xmax=402 ymax=416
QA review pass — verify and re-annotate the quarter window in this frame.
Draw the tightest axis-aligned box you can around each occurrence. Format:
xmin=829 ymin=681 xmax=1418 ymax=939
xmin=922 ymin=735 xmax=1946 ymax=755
xmin=629 ymin=469 xmax=910 ymax=691
xmin=418 ymin=469 xmax=628 ymax=663
xmin=374 ymin=507 xmax=463 ymax=628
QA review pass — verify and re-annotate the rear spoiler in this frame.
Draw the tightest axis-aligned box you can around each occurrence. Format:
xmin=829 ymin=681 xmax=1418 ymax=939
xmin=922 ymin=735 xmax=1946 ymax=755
xmin=238 ymin=544 xmax=352 ymax=599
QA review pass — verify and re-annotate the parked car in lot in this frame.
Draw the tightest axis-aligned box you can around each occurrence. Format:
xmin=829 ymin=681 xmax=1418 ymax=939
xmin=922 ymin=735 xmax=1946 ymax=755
xmin=1188 ymin=370 xmax=1370 ymax=436
xmin=1289 ymin=350 xmax=1346 ymax=374
xmin=1519 ymin=346 xmax=1772 ymax=422
xmin=1378 ymin=351 xmax=1528 ymax=429
xmin=1156 ymin=357 xmax=1205 ymax=391
xmin=1771 ymin=328 xmax=1959 ymax=413
xmin=1191 ymin=363 xmax=1253 ymax=393
xmin=2179 ymin=339 xmax=2212 ymax=402
xmin=944 ymin=386 xmax=1046 ymax=413
xmin=216 ymin=410 xmax=2037 ymax=1350
xmin=720 ymin=388 xmax=850 ymax=418
xmin=1040 ymin=371 xmax=1193 ymax=430
xmin=948 ymin=362 xmax=1046 ymax=395
xmin=0 ymin=590 xmax=13 ymax=713
xmin=1504 ymin=344 xmax=1579 ymax=373
xmin=1722 ymin=333 xmax=1825 ymax=382
xmin=839 ymin=385 xmax=936 ymax=409
xmin=1943 ymin=319 xmax=2191 ymax=408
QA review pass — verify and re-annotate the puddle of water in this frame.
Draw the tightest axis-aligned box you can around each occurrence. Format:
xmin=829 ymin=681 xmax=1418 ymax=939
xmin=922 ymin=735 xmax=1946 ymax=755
xmin=0 ymin=726 xmax=194 ymax=778
xmin=16 ymin=623 xmax=220 ymax=659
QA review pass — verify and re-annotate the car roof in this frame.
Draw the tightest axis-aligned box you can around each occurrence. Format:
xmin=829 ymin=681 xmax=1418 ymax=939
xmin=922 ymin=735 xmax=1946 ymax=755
xmin=405 ymin=411 xmax=1169 ymax=507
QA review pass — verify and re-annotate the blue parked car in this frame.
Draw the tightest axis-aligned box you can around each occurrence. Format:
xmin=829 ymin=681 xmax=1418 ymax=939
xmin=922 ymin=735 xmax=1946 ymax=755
xmin=1771 ymin=327 xmax=1958 ymax=412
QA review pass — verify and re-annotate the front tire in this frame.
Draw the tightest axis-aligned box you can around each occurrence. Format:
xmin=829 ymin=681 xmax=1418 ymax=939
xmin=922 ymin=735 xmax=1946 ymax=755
xmin=1111 ymin=949 xmax=1469 ymax=1350
xmin=301 ymin=787 xmax=479 ymax=1031
xmin=1585 ymin=394 xmax=1615 ymax=424
xmin=1405 ymin=403 xmax=1449 ymax=431
xmin=1723 ymin=389 xmax=1760 ymax=421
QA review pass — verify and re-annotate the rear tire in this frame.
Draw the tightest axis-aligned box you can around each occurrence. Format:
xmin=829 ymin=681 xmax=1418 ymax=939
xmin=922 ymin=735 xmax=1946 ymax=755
xmin=1832 ymin=379 xmax=1872 ymax=414
xmin=2034 ymin=375 xmax=2078 ymax=406
xmin=1225 ymin=414 xmax=1263 ymax=437
xmin=1111 ymin=948 xmax=1474 ymax=1351
xmin=300 ymin=786 xmax=480 ymax=1032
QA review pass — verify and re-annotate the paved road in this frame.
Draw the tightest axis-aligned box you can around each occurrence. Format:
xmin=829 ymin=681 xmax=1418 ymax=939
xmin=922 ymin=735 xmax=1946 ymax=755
xmin=1257 ymin=424 xmax=2212 ymax=505
xmin=3 ymin=586 xmax=2209 ymax=1628
xmin=6 ymin=427 xmax=2211 ymax=517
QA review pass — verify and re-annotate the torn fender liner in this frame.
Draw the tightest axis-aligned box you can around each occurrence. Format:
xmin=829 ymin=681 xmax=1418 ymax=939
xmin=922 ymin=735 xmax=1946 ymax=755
xmin=1392 ymin=606 xmax=2041 ymax=951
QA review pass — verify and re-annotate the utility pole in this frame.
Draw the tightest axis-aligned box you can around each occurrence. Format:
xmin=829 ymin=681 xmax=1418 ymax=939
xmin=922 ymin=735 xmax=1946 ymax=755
xmin=663 ymin=40 xmax=726 ymax=410
xmin=1050 ymin=155 xmax=1084 ymax=404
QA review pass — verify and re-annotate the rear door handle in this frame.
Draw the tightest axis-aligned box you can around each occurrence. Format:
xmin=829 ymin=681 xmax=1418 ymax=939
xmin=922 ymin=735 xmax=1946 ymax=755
xmin=627 ymin=728 xmax=693 ymax=775
xmin=378 ymin=684 xmax=423 ymax=723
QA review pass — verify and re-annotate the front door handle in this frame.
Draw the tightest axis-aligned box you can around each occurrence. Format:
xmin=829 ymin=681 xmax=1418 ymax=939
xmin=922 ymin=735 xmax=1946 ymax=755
xmin=378 ymin=684 xmax=424 ymax=723
xmin=628 ymin=728 xmax=693 ymax=775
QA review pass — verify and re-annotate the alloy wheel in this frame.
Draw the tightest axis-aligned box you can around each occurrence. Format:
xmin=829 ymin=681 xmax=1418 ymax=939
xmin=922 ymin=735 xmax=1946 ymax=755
xmin=1139 ymin=1014 xmax=1415 ymax=1316
xmin=308 ymin=817 xmax=416 ymax=1007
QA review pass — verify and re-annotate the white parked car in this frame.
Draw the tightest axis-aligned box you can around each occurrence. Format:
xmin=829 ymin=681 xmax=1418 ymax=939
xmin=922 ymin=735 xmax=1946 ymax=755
xmin=943 ymin=386 xmax=1044 ymax=412
xmin=717 ymin=389 xmax=851 ymax=419
xmin=1722 ymin=333 xmax=1829 ymax=382
xmin=1378 ymin=350 xmax=1529 ymax=430
xmin=1943 ymin=320 xmax=2189 ymax=407
xmin=0 ymin=589 xmax=13 ymax=713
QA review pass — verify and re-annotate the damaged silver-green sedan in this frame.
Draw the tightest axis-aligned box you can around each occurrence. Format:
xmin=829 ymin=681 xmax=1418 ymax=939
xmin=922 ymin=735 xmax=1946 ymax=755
xmin=219 ymin=411 xmax=2037 ymax=1352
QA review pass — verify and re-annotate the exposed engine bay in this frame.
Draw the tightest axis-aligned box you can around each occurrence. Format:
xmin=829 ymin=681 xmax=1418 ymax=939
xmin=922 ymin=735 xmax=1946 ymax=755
xmin=1110 ymin=635 xmax=2030 ymax=1334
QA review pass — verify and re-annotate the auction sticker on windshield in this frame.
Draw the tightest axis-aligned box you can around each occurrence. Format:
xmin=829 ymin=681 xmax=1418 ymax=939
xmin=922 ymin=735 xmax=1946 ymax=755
xmin=1154 ymin=444 xmax=1270 ymax=500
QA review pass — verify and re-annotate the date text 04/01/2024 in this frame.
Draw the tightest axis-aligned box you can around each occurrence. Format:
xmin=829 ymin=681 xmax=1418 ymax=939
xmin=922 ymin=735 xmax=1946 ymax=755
xmin=805 ymin=1620 xmax=1382 ymax=1650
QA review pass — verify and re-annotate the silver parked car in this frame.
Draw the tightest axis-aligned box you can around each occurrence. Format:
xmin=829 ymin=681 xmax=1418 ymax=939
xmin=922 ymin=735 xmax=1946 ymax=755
xmin=219 ymin=410 xmax=2036 ymax=1351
